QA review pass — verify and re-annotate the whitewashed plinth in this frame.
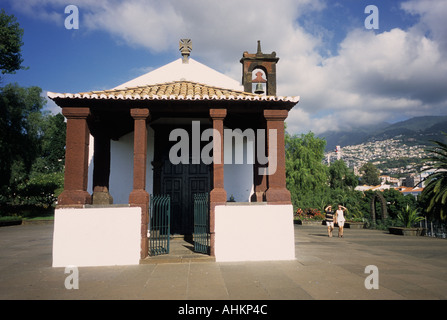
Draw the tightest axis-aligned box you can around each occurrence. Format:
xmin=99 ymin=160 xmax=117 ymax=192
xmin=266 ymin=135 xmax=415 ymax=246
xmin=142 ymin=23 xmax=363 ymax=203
xmin=52 ymin=206 xmax=141 ymax=267
xmin=215 ymin=203 xmax=295 ymax=262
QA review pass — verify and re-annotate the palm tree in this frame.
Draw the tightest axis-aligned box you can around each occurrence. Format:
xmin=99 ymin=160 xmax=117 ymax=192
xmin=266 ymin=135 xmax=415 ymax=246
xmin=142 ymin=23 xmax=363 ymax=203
xmin=397 ymin=204 xmax=424 ymax=228
xmin=421 ymin=133 xmax=447 ymax=220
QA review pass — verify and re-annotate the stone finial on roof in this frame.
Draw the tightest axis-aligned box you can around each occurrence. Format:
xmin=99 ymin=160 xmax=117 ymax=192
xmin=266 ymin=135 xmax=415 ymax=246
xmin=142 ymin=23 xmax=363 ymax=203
xmin=257 ymin=40 xmax=262 ymax=55
xmin=179 ymin=39 xmax=192 ymax=64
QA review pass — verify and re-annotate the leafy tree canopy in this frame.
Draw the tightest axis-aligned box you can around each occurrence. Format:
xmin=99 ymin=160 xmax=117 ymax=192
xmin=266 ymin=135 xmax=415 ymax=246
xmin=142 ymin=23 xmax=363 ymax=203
xmin=359 ymin=162 xmax=381 ymax=186
xmin=329 ymin=159 xmax=359 ymax=190
xmin=285 ymin=129 xmax=329 ymax=208
xmin=0 ymin=83 xmax=46 ymax=188
xmin=0 ymin=10 xmax=64 ymax=217
xmin=0 ymin=9 xmax=26 ymax=77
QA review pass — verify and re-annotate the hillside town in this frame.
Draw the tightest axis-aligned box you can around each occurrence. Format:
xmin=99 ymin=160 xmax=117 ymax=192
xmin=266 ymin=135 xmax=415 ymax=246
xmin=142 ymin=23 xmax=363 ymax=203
xmin=324 ymin=137 xmax=434 ymax=198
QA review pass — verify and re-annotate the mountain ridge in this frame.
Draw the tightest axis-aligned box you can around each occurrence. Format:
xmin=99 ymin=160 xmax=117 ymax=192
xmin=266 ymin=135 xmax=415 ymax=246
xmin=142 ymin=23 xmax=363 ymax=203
xmin=318 ymin=115 xmax=447 ymax=151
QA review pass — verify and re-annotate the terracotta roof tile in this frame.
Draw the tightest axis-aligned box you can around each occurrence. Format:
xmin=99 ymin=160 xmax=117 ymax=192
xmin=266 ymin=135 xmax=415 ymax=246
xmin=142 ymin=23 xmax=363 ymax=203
xmin=48 ymin=80 xmax=300 ymax=103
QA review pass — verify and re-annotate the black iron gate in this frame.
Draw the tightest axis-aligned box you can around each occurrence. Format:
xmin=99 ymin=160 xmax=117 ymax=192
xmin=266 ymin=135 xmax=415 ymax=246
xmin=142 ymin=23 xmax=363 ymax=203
xmin=193 ymin=193 xmax=209 ymax=254
xmin=149 ymin=194 xmax=171 ymax=256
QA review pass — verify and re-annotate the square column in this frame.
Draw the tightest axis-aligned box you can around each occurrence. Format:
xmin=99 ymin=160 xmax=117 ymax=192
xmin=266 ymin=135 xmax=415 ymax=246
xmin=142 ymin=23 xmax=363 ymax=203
xmin=57 ymin=107 xmax=92 ymax=207
xmin=209 ymin=108 xmax=227 ymax=257
xmin=264 ymin=109 xmax=291 ymax=204
xmin=129 ymin=108 xmax=150 ymax=259
xmin=253 ymin=120 xmax=268 ymax=202
xmin=92 ymin=132 xmax=113 ymax=205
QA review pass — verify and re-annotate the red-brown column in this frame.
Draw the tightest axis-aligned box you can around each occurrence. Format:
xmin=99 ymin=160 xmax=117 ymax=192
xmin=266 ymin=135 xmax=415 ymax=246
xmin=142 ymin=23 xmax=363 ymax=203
xmin=57 ymin=107 xmax=92 ymax=207
xmin=264 ymin=109 xmax=291 ymax=204
xmin=129 ymin=108 xmax=150 ymax=260
xmin=253 ymin=121 xmax=268 ymax=202
xmin=254 ymin=170 xmax=267 ymax=202
xmin=209 ymin=108 xmax=227 ymax=257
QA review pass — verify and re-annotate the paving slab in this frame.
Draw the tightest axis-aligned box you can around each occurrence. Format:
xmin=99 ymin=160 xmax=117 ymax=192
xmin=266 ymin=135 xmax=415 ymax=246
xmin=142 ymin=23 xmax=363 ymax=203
xmin=0 ymin=223 xmax=446 ymax=301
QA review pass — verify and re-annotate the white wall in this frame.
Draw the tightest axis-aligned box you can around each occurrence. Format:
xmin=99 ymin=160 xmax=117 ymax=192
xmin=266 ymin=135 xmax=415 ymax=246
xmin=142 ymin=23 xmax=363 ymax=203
xmin=223 ymin=128 xmax=254 ymax=202
xmin=88 ymin=126 xmax=154 ymax=204
xmin=224 ymin=164 xmax=254 ymax=202
xmin=109 ymin=132 xmax=133 ymax=204
xmin=214 ymin=204 xmax=295 ymax=262
xmin=52 ymin=207 xmax=141 ymax=267
xmin=87 ymin=134 xmax=94 ymax=194
xmin=92 ymin=122 xmax=253 ymax=203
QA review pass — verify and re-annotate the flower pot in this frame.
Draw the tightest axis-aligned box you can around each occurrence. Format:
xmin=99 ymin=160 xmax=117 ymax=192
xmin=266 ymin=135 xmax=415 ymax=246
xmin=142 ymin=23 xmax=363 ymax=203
xmin=388 ymin=227 xmax=425 ymax=236
xmin=346 ymin=221 xmax=365 ymax=229
xmin=295 ymin=219 xmax=324 ymax=225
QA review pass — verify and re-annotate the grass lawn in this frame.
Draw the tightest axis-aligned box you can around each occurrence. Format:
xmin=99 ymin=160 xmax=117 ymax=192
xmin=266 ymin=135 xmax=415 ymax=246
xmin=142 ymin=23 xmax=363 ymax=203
xmin=0 ymin=207 xmax=55 ymax=225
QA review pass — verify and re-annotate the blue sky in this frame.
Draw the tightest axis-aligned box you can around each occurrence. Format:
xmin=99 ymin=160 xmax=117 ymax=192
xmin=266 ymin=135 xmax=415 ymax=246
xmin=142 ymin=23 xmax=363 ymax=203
xmin=2 ymin=0 xmax=447 ymax=134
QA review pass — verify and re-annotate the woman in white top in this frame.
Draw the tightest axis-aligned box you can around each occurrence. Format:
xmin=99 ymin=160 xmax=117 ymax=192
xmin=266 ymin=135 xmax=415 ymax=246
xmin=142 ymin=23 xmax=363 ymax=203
xmin=335 ymin=204 xmax=347 ymax=238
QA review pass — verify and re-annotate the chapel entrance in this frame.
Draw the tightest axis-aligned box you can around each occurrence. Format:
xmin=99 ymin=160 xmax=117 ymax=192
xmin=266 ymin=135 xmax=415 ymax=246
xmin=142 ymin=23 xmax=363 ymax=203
xmin=160 ymin=159 xmax=210 ymax=235
xmin=153 ymin=123 xmax=212 ymax=237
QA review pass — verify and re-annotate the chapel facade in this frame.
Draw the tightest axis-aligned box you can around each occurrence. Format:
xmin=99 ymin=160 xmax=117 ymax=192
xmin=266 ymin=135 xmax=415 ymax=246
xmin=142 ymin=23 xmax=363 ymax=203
xmin=49 ymin=41 xmax=299 ymax=266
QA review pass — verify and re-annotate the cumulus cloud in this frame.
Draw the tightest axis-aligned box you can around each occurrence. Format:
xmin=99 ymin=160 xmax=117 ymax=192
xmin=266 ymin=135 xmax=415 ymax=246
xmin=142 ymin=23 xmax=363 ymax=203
xmin=283 ymin=1 xmax=447 ymax=134
xmin=401 ymin=0 xmax=447 ymax=54
xmin=7 ymin=0 xmax=447 ymax=134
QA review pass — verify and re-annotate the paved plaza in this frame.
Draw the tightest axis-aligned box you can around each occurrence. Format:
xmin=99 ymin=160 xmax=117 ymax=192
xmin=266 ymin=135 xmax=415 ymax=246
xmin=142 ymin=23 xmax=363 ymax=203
xmin=0 ymin=222 xmax=446 ymax=301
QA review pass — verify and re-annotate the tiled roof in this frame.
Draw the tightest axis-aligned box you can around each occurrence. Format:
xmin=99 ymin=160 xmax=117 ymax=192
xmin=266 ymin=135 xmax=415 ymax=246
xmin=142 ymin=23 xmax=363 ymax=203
xmin=47 ymin=80 xmax=300 ymax=103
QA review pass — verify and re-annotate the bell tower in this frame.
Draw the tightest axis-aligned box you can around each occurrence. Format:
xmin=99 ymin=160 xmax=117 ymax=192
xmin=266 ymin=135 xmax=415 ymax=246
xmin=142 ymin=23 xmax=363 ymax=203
xmin=240 ymin=40 xmax=279 ymax=96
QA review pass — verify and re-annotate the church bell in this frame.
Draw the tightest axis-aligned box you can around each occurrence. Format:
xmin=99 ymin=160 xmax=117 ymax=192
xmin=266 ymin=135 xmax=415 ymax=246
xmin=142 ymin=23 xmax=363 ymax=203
xmin=254 ymin=82 xmax=264 ymax=94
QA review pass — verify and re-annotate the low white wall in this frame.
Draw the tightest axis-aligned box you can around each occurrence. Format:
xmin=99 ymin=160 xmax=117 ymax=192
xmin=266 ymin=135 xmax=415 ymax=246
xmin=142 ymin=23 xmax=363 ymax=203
xmin=52 ymin=206 xmax=141 ymax=267
xmin=214 ymin=204 xmax=295 ymax=262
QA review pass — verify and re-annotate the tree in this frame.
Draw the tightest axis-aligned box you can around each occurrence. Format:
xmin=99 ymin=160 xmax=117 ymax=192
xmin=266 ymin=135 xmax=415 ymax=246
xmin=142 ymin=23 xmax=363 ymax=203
xmin=359 ymin=162 xmax=380 ymax=185
xmin=0 ymin=10 xmax=64 ymax=217
xmin=0 ymin=9 xmax=27 ymax=78
xmin=382 ymin=188 xmax=417 ymax=219
xmin=0 ymin=84 xmax=66 ymax=216
xmin=0 ymin=83 xmax=46 ymax=189
xmin=421 ymin=133 xmax=447 ymax=220
xmin=285 ymin=130 xmax=329 ymax=208
xmin=31 ymin=112 xmax=66 ymax=173
xmin=329 ymin=159 xmax=359 ymax=190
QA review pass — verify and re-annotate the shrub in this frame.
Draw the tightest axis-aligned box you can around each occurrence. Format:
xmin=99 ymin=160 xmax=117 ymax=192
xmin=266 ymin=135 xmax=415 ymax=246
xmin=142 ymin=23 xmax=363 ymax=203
xmin=397 ymin=205 xmax=425 ymax=228
xmin=295 ymin=208 xmax=325 ymax=221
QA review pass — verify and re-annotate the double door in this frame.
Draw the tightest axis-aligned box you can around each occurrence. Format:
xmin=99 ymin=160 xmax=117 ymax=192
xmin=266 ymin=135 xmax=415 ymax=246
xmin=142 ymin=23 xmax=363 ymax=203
xmin=161 ymin=160 xmax=210 ymax=235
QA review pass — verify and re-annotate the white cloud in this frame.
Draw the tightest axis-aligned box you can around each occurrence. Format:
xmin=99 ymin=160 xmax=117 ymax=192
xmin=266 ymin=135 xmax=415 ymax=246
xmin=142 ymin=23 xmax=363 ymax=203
xmin=6 ymin=0 xmax=63 ymax=24
xmin=401 ymin=0 xmax=447 ymax=54
xmin=7 ymin=0 xmax=447 ymax=135
xmin=82 ymin=1 xmax=184 ymax=53
xmin=42 ymin=91 xmax=61 ymax=115
xmin=283 ymin=20 xmax=447 ymax=133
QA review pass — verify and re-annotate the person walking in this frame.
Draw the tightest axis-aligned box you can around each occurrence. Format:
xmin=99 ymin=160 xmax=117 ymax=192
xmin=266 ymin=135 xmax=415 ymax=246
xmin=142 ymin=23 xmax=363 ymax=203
xmin=324 ymin=205 xmax=335 ymax=237
xmin=335 ymin=204 xmax=347 ymax=237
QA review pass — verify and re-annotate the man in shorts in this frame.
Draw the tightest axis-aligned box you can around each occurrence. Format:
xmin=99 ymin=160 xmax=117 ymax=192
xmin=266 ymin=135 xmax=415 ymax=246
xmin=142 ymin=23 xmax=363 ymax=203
xmin=324 ymin=205 xmax=334 ymax=237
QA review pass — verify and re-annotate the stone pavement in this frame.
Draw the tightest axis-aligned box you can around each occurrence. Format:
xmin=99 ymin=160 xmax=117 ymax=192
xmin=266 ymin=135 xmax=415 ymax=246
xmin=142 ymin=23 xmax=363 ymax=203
xmin=0 ymin=223 xmax=446 ymax=301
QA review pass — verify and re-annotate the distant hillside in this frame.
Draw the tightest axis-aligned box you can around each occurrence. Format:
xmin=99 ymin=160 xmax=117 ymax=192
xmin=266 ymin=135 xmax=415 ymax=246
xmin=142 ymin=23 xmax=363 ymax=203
xmin=319 ymin=116 xmax=447 ymax=151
